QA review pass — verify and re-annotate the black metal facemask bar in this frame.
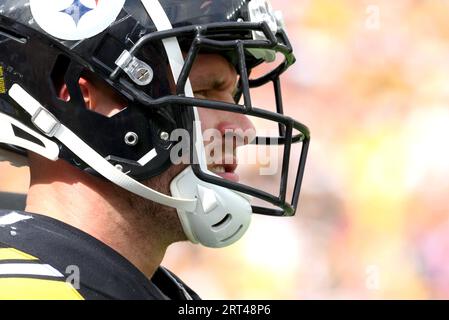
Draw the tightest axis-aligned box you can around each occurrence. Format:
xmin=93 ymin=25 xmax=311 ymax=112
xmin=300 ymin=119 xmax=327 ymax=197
xmin=109 ymin=21 xmax=310 ymax=217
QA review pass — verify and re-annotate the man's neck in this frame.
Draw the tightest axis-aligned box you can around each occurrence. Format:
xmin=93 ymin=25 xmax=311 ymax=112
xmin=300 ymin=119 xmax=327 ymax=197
xmin=25 ymin=159 xmax=170 ymax=279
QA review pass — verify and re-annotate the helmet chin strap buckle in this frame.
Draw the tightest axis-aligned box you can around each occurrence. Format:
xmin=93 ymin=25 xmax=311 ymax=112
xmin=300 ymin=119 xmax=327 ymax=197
xmin=115 ymin=50 xmax=154 ymax=86
xmin=31 ymin=107 xmax=61 ymax=138
xmin=8 ymin=84 xmax=61 ymax=138
xmin=170 ymin=166 xmax=252 ymax=248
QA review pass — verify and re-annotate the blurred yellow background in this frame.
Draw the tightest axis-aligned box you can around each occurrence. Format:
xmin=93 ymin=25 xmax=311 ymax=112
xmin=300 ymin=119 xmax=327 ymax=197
xmin=1 ymin=0 xmax=449 ymax=299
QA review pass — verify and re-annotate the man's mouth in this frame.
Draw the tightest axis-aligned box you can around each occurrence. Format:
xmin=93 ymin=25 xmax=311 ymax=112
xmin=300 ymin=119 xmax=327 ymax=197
xmin=208 ymin=163 xmax=239 ymax=182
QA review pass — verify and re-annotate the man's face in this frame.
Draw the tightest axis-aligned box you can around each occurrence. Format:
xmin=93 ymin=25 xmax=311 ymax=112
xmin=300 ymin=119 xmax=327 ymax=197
xmin=190 ymin=53 xmax=256 ymax=181
xmin=134 ymin=53 xmax=256 ymax=243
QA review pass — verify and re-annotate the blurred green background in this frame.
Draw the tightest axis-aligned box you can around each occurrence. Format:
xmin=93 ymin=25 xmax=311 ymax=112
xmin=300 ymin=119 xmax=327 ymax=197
xmin=1 ymin=0 xmax=448 ymax=299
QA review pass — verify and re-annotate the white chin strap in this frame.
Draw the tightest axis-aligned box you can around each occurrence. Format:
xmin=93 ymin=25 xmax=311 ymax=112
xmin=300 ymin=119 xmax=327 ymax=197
xmin=141 ymin=0 xmax=252 ymax=248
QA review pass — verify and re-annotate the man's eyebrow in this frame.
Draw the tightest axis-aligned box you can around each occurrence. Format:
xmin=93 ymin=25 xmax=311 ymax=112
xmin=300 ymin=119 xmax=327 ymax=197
xmin=191 ymin=73 xmax=212 ymax=88
xmin=192 ymin=72 xmax=226 ymax=91
xmin=194 ymin=68 xmax=240 ymax=92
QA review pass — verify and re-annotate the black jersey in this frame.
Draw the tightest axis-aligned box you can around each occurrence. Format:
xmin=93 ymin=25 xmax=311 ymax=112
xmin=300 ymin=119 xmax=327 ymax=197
xmin=0 ymin=210 xmax=200 ymax=300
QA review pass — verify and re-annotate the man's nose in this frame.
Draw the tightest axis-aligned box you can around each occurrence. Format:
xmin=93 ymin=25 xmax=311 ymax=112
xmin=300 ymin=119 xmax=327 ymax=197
xmin=196 ymin=89 xmax=257 ymax=146
xmin=198 ymin=108 xmax=255 ymax=151
xmin=216 ymin=114 xmax=255 ymax=142
xmin=212 ymin=93 xmax=256 ymax=138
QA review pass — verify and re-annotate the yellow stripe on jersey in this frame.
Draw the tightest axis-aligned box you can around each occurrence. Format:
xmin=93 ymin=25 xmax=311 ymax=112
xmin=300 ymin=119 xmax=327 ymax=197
xmin=0 ymin=248 xmax=38 ymax=261
xmin=0 ymin=278 xmax=84 ymax=300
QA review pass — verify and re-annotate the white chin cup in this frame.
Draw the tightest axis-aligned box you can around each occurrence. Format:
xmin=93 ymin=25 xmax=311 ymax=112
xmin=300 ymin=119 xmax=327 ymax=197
xmin=170 ymin=166 xmax=252 ymax=248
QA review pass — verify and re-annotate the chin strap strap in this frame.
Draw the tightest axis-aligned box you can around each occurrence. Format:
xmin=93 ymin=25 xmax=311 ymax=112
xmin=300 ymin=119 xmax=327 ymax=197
xmin=8 ymin=84 xmax=197 ymax=212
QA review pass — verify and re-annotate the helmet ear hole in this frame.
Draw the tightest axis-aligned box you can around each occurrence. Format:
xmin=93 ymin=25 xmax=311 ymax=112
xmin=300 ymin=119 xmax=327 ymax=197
xmin=51 ymin=55 xmax=127 ymax=118
xmin=51 ymin=55 xmax=72 ymax=102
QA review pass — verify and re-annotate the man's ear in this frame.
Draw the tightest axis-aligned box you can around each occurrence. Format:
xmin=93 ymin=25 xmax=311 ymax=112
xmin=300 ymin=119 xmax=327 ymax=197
xmin=58 ymin=77 xmax=125 ymax=117
xmin=58 ymin=78 xmax=92 ymax=110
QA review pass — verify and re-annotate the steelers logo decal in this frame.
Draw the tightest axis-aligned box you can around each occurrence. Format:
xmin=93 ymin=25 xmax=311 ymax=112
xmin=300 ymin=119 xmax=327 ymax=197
xmin=30 ymin=0 xmax=126 ymax=41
